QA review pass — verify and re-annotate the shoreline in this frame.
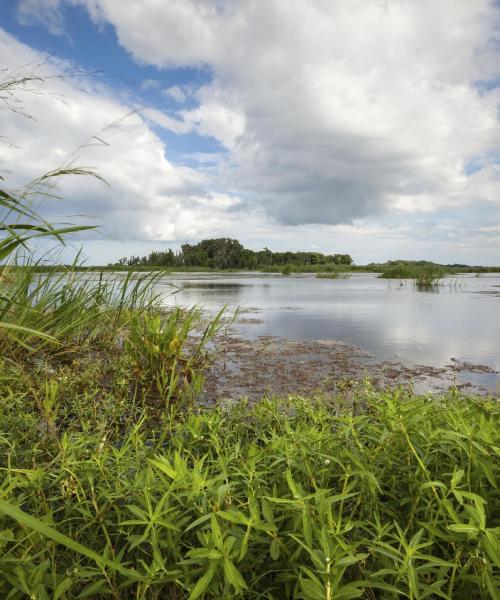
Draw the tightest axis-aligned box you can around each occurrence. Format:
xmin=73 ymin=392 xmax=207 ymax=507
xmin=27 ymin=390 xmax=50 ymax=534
xmin=204 ymin=331 xmax=500 ymax=403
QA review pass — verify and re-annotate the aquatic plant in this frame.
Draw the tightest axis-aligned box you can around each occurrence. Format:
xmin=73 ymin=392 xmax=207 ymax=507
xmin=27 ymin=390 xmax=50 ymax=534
xmin=379 ymin=264 xmax=445 ymax=289
xmin=125 ymin=306 xmax=226 ymax=407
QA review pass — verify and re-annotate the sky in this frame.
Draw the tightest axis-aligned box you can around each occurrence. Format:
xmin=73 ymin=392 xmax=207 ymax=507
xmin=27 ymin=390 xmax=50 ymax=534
xmin=0 ymin=0 xmax=499 ymax=265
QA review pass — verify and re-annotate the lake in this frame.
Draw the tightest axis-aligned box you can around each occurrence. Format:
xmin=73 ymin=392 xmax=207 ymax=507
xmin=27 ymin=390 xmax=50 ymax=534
xmin=153 ymin=272 xmax=500 ymax=395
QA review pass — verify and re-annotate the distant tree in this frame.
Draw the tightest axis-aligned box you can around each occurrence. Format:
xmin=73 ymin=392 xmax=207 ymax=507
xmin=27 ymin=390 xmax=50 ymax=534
xmin=118 ymin=239 xmax=353 ymax=270
xmin=333 ymin=253 xmax=352 ymax=266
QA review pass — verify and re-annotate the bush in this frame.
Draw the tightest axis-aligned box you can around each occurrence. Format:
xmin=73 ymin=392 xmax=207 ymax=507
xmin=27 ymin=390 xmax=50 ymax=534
xmin=0 ymin=387 xmax=498 ymax=598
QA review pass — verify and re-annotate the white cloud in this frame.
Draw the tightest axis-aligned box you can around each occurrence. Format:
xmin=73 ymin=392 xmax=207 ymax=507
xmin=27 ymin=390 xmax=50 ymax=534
xmin=65 ymin=0 xmax=500 ymax=226
xmin=163 ymin=85 xmax=187 ymax=103
xmin=0 ymin=28 xmax=254 ymax=255
xmin=7 ymin=0 xmax=500 ymax=263
xmin=180 ymin=99 xmax=245 ymax=150
xmin=140 ymin=78 xmax=160 ymax=92
xmin=16 ymin=0 xmax=66 ymax=35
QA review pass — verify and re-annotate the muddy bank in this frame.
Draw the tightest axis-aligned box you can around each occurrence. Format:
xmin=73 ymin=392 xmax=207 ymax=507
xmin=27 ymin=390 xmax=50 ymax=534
xmin=203 ymin=332 xmax=499 ymax=402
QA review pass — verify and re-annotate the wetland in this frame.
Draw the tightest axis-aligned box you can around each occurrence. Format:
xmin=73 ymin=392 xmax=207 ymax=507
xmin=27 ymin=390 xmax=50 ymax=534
xmin=147 ymin=271 xmax=500 ymax=399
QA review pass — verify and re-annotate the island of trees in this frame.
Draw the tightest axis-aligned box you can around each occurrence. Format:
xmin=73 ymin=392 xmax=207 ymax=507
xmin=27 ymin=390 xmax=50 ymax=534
xmin=116 ymin=238 xmax=353 ymax=270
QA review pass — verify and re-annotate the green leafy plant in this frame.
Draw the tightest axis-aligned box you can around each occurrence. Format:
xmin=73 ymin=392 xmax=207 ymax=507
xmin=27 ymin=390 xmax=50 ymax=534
xmin=125 ymin=307 xmax=226 ymax=407
xmin=0 ymin=388 xmax=498 ymax=598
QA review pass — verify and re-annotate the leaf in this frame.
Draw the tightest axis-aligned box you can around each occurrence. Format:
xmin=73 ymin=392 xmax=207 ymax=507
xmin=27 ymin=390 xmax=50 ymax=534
xmin=184 ymin=512 xmax=212 ymax=533
xmin=150 ymin=456 xmax=177 ymax=479
xmin=217 ymin=510 xmax=249 ymax=526
xmin=211 ymin=513 xmax=223 ymax=549
xmin=448 ymin=524 xmax=480 ymax=535
xmin=270 ymin=538 xmax=280 ymax=560
xmin=483 ymin=530 xmax=500 ymax=567
xmin=336 ymin=553 xmax=369 ymax=567
xmin=188 ymin=548 xmax=223 ymax=560
xmin=223 ymin=559 xmax=247 ymax=591
xmin=451 ymin=469 xmax=465 ymax=488
xmin=0 ymin=499 xmax=142 ymax=580
xmin=77 ymin=579 xmax=110 ymax=599
xmin=0 ymin=321 xmax=58 ymax=343
xmin=53 ymin=577 xmax=73 ymax=600
xmin=188 ymin=563 xmax=218 ymax=600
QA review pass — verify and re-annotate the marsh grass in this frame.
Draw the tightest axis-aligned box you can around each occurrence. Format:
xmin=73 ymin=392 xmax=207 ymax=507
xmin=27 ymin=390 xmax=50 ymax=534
xmin=0 ymin=260 xmax=166 ymax=356
xmin=379 ymin=265 xmax=446 ymax=289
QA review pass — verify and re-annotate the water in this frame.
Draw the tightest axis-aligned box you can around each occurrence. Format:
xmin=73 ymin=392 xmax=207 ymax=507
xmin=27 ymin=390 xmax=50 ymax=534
xmin=154 ymin=272 xmax=500 ymax=392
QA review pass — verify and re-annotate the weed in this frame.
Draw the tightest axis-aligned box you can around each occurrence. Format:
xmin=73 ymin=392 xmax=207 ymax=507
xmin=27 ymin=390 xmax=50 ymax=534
xmin=0 ymin=389 xmax=498 ymax=598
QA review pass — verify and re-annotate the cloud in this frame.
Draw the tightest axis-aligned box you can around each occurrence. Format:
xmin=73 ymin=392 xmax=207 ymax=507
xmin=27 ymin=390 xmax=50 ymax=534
xmin=7 ymin=0 xmax=500 ymax=263
xmin=16 ymin=0 xmax=66 ymax=35
xmin=163 ymin=85 xmax=187 ymax=103
xmin=0 ymin=28 xmax=256 ymax=252
xmin=57 ymin=0 xmax=500 ymax=229
xmin=140 ymin=78 xmax=160 ymax=92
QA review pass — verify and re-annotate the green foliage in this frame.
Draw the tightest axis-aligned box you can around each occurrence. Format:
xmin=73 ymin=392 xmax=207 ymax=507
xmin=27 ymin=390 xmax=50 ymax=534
xmin=378 ymin=263 xmax=446 ymax=288
xmin=125 ymin=306 xmax=226 ymax=408
xmin=0 ymin=385 xmax=498 ymax=599
xmin=117 ymin=238 xmax=353 ymax=271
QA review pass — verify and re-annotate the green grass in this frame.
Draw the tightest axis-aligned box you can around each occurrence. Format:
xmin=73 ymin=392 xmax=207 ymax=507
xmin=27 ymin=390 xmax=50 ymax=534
xmin=378 ymin=264 xmax=446 ymax=288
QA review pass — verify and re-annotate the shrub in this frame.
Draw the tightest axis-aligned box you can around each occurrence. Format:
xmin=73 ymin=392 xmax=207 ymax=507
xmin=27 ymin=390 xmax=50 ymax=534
xmin=0 ymin=388 xmax=498 ymax=598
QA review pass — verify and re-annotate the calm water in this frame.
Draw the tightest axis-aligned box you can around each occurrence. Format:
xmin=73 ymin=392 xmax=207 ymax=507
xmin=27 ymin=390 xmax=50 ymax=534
xmin=154 ymin=272 xmax=500 ymax=391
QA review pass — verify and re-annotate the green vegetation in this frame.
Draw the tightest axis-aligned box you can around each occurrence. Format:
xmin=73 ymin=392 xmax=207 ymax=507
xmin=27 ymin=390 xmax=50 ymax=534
xmin=1 ymin=75 xmax=499 ymax=599
xmin=371 ymin=260 xmax=500 ymax=278
xmin=116 ymin=238 xmax=353 ymax=271
xmin=377 ymin=263 xmax=446 ymax=289
xmin=316 ymin=271 xmax=350 ymax=279
xmin=31 ymin=258 xmax=500 ymax=277
xmin=1 ymin=367 xmax=499 ymax=598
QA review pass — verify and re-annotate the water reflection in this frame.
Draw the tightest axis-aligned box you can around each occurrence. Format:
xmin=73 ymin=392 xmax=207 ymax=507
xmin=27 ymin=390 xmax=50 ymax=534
xmin=157 ymin=272 xmax=500 ymax=390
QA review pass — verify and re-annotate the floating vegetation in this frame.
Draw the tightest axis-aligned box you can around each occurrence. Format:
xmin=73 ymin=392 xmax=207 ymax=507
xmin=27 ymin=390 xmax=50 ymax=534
xmin=316 ymin=271 xmax=349 ymax=279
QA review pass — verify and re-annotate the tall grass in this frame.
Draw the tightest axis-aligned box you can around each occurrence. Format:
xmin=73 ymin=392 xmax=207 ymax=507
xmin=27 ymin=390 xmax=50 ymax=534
xmin=0 ymin=168 xmax=100 ymax=343
xmin=379 ymin=265 xmax=445 ymax=289
xmin=0 ymin=262 xmax=164 ymax=356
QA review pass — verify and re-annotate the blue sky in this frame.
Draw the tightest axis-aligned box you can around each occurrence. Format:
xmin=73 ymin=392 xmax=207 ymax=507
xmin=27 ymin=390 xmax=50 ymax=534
xmin=0 ymin=1 xmax=222 ymax=162
xmin=1 ymin=0 xmax=500 ymax=264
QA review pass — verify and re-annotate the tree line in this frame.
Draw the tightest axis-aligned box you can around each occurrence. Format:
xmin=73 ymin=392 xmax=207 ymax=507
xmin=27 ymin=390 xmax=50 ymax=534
xmin=116 ymin=238 xmax=353 ymax=270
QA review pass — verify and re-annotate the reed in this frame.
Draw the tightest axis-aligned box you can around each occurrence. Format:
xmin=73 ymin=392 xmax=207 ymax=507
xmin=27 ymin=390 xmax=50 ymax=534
xmin=379 ymin=264 xmax=446 ymax=289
